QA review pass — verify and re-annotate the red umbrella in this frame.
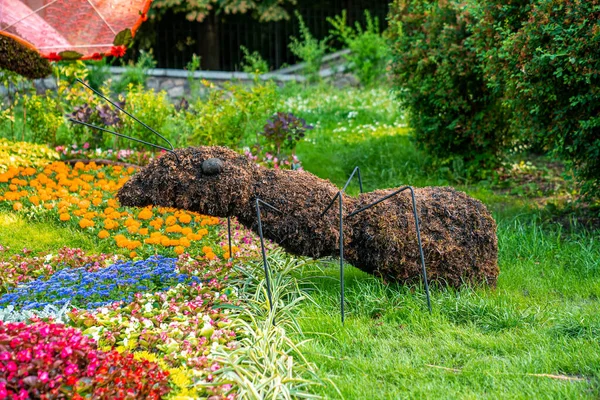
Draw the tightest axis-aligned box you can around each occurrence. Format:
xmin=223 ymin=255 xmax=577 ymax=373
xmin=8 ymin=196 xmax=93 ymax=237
xmin=0 ymin=0 xmax=152 ymax=62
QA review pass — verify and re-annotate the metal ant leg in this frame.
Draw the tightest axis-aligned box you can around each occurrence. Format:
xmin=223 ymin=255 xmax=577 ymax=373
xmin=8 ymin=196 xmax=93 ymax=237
xmin=227 ymin=216 xmax=233 ymax=261
xmin=339 ymin=193 xmax=345 ymax=324
xmin=348 ymin=186 xmax=432 ymax=313
xmin=321 ymin=167 xmax=363 ymax=324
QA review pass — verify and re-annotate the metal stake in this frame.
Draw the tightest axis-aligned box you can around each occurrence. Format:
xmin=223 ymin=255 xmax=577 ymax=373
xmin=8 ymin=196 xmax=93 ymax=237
xmin=227 ymin=216 xmax=233 ymax=261
xmin=339 ymin=192 xmax=345 ymax=324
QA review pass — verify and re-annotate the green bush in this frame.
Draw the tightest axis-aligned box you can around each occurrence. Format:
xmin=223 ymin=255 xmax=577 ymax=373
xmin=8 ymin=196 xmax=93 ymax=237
xmin=289 ymin=12 xmax=328 ymax=83
xmin=112 ymin=51 xmax=156 ymax=94
xmin=121 ymin=85 xmax=175 ymax=150
xmin=388 ymin=0 xmax=514 ymax=176
xmin=179 ymin=80 xmax=280 ymax=149
xmin=328 ymin=10 xmax=391 ymax=87
xmin=494 ymin=0 xmax=600 ymax=198
xmin=22 ymin=93 xmax=64 ymax=145
xmin=390 ymin=0 xmax=600 ymax=197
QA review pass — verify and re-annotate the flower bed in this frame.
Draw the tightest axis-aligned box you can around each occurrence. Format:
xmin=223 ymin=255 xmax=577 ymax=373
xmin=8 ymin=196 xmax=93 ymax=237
xmin=0 ymin=247 xmax=118 ymax=296
xmin=0 ymin=249 xmax=243 ymax=399
xmin=0 ymin=255 xmax=203 ymax=310
xmin=0 ymin=141 xmax=316 ymax=399
xmin=0 ymin=161 xmax=224 ymax=258
xmin=0 ymin=321 xmax=170 ymax=399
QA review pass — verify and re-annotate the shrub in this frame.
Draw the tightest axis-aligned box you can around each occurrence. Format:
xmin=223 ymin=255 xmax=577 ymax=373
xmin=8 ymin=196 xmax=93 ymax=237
xmin=289 ymin=12 xmax=329 ymax=83
xmin=259 ymin=112 xmax=312 ymax=158
xmin=389 ymin=0 xmax=514 ymax=176
xmin=112 ymin=50 xmax=156 ymax=93
xmin=328 ymin=10 xmax=392 ymax=87
xmin=22 ymin=93 xmax=64 ymax=145
xmin=120 ymin=85 xmax=175 ymax=150
xmin=0 ymin=138 xmax=59 ymax=172
xmin=240 ymin=46 xmax=269 ymax=78
xmin=495 ymin=0 xmax=600 ymax=198
xmin=181 ymin=80 xmax=280 ymax=148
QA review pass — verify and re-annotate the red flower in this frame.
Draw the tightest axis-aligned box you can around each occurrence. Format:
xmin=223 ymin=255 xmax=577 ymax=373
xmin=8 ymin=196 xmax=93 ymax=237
xmin=46 ymin=52 xmax=62 ymax=62
xmin=110 ymin=45 xmax=127 ymax=58
xmin=90 ymin=52 xmax=104 ymax=61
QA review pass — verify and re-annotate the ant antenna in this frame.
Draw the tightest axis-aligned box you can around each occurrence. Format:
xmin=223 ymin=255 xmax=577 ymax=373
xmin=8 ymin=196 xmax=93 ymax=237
xmin=71 ymin=78 xmax=180 ymax=163
xmin=68 ymin=118 xmax=179 ymax=161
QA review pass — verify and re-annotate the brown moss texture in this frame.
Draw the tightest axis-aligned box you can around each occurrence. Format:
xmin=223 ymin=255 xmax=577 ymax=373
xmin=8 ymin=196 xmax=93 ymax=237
xmin=118 ymin=146 xmax=499 ymax=287
xmin=0 ymin=35 xmax=52 ymax=79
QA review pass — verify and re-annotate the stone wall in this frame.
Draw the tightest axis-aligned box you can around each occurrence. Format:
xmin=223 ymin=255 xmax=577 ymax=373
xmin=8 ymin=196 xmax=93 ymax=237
xmin=2 ymin=50 xmax=358 ymax=102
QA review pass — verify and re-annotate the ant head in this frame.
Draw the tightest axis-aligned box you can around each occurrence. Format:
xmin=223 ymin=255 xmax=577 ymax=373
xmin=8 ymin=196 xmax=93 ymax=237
xmin=118 ymin=146 xmax=258 ymax=217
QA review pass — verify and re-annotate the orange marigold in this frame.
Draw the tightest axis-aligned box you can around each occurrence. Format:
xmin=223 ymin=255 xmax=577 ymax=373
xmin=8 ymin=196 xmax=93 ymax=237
xmin=174 ymin=246 xmax=185 ymax=255
xmin=178 ymin=213 xmax=192 ymax=224
xmin=13 ymin=202 xmax=23 ymax=211
xmin=98 ymin=230 xmax=110 ymax=239
xmin=138 ymin=208 xmax=153 ymax=220
xmin=78 ymin=218 xmax=95 ymax=229
xmin=59 ymin=213 xmax=71 ymax=221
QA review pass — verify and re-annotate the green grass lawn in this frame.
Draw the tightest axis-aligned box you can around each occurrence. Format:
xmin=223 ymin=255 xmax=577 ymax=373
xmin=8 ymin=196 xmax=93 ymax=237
xmin=287 ymin=86 xmax=600 ymax=398
xmin=0 ymin=211 xmax=118 ymax=256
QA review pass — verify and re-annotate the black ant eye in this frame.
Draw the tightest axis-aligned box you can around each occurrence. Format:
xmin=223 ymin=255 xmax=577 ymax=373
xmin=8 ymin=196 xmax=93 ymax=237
xmin=202 ymin=158 xmax=224 ymax=176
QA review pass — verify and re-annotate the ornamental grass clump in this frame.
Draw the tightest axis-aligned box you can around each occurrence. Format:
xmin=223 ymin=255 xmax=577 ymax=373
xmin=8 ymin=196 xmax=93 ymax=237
xmin=0 ymin=321 xmax=170 ymax=399
xmin=0 ymin=255 xmax=202 ymax=310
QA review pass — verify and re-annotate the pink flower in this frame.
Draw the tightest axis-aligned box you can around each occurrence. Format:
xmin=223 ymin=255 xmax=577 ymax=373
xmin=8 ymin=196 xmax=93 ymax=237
xmin=39 ymin=324 xmax=50 ymax=337
xmin=16 ymin=390 xmax=28 ymax=400
xmin=83 ymin=142 xmax=90 ymax=149
xmin=65 ymin=362 xmax=78 ymax=375
xmin=38 ymin=370 xmax=49 ymax=382
xmin=60 ymin=346 xmax=73 ymax=358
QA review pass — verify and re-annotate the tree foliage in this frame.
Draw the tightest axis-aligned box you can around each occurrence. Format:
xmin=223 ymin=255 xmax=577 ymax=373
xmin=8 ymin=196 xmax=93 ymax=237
xmin=151 ymin=0 xmax=297 ymax=22
xmin=389 ymin=0 xmax=600 ymax=197
xmin=388 ymin=0 xmax=514 ymax=176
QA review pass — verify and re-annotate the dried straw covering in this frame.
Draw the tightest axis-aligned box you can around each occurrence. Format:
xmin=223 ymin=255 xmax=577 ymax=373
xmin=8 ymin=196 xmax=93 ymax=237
xmin=119 ymin=146 xmax=499 ymax=287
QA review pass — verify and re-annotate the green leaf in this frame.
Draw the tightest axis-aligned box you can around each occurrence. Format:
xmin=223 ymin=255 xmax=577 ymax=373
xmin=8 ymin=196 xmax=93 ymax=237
xmin=58 ymin=51 xmax=83 ymax=60
xmin=113 ymin=29 xmax=133 ymax=47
